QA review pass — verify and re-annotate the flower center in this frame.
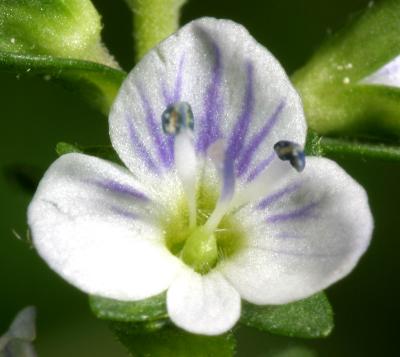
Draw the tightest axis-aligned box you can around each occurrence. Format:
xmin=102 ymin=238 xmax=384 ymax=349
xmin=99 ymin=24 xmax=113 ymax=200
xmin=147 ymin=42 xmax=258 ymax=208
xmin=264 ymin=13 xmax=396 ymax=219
xmin=160 ymin=102 xmax=305 ymax=274
xmin=162 ymin=182 xmax=245 ymax=274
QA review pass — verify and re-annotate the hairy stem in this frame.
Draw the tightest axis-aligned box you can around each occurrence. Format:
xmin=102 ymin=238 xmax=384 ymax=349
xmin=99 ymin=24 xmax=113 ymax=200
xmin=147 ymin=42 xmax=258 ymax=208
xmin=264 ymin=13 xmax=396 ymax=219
xmin=125 ymin=0 xmax=187 ymax=62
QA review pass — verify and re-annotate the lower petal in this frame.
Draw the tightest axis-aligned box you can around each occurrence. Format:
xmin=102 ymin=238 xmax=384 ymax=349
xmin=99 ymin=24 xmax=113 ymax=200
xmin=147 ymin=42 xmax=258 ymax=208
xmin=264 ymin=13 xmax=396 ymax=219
xmin=167 ymin=268 xmax=241 ymax=335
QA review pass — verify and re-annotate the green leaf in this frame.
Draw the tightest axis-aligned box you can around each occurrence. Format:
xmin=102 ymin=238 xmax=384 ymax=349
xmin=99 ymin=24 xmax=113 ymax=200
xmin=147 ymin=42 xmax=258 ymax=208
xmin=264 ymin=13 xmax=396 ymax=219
xmin=110 ymin=322 xmax=236 ymax=357
xmin=305 ymin=132 xmax=400 ymax=162
xmin=56 ymin=142 xmax=122 ymax=164
xmin=240 ymin=292 xmax=334 ymax=339
xmin=56 ymin=142 xmax=82 ymax=156
xmin=90 ymin=292 xmax=236 ymax=356
xmin=0 ymin=52 xmax=126 ymax=114
xmin=0 ymin=0 xmax=117 ymax=67
xmin=293 ymin=0 xmax=400 ymax=138
xmin=89 ymin=293 xmax=167 ymax=323
xmin=269 ymin=346 xmax=317 ymax=357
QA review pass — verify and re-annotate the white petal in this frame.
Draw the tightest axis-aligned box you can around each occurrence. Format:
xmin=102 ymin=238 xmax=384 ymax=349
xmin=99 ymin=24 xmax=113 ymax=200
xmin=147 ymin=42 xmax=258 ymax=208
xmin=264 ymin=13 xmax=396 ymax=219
xmin=361 ymin=55 xmax=400 ymax=88
xmin=28 ymin=153 xmax=183 ymax=301
xmin=109 ymin=18 xmax=306 ymax=186
xmin=220 ymin=157 xmax=373 ymax=305
xmin=167 ymin=268 xmax=241 ymax=335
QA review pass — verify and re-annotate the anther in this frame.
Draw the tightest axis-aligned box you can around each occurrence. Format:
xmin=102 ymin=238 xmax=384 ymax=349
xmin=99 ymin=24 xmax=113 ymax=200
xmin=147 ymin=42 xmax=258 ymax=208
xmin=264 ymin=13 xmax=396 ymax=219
xmin=161 ymin=102 xmax=194 ymax=135
xmin=273 ymin=140 xmax=305 ymax=172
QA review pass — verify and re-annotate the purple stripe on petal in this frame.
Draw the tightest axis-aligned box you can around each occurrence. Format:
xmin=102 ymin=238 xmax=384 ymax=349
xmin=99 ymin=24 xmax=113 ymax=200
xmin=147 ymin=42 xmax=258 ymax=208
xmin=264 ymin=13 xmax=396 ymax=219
xmin=173 ymin=54 xmax=185 ymax=103
xmin=246 ymin=152 xmax=275 ymax=182
xmin=161 ymin=54 xmax=185 ymax=106
xmin=225 ymin=62 xmax=255 ymax=162
xmin=90 ymin=178 xmax=149 ymax=202
xmin=109 ymin=205 xmax=138 ymax=220
xmin=266 ymin=201 xmax=319 ymax=223
xmin=126 ymin=115 xmax=160 ymax=173
xmin=258 ymin=181 xmax=302 ymax=210
xmin=220 ymin=156 xmax=236 ymax=201
xmin=197 ymin=36 xmax=223 ymax=153
xmin=138 ymin=87 xmax=172 ymax=168
xmin=165 ymin=135 xmax=175 ymax=168
xmin=161 ymin=80 xmax=172 ymax=105
xmin=237 ymin=101 xmax=285 ymax=177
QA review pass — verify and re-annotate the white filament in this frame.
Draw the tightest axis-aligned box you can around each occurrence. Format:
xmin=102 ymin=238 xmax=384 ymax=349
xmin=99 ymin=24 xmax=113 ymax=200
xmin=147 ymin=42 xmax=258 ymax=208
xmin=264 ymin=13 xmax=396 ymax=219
xmin=174 ymin=129 xmax=198 ymax=228
xmin=231 ymin=156 xmax=295 ymax=209
xmin=204 ymin=140 xmax=236 ymax=233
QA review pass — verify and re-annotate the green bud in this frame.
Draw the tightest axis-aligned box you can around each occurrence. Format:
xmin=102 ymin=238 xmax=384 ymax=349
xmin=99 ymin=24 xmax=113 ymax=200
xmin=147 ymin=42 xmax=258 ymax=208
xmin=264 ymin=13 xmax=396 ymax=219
xmin=0 ymin=0 xmax=117 ymax=67
xmin=181 ymin=227 xmax=218 ymax=275
xmin=292 ymin=0 xmax=400 ymax=140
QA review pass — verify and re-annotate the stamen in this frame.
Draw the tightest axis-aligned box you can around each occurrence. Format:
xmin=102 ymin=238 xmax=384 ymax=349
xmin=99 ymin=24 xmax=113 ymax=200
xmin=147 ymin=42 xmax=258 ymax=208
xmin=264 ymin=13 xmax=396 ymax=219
xmin=274 ymin=140 xmax=305 ymax=172
xmin=204 ymin=140 xmax=236 ymax=232
xmin=162 ymin=102 xmax=194 ymax=135
xmin=232 ymin=141 xmax=305 ymax=208
xmin=162 ymin=102 xmax=197 ymax=228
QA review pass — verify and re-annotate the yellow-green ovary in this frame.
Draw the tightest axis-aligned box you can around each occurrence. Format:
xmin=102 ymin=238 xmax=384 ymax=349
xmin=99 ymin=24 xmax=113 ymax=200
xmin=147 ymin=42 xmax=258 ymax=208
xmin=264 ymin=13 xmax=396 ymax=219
xmin=162 ymin=183 xmax=246 ymax=274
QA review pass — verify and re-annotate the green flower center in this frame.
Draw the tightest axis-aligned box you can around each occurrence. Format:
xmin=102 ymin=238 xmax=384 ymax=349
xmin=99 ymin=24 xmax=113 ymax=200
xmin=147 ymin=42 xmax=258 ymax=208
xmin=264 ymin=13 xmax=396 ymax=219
xmin=162 ymin=183 xmax=245 ymax=274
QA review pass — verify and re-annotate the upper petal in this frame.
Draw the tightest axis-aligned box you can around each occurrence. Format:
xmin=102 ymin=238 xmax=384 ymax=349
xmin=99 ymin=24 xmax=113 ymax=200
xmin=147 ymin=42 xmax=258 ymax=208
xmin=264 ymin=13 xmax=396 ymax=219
xmin=28 ymin=153 xmax=183 ymax=301
xmin=219 ymin=157 xmax=373 ymax=305
xmin=167 ymin=268 xmax=241 ymax=335
xmin=109 ymin=18 xmax=306 ymax=185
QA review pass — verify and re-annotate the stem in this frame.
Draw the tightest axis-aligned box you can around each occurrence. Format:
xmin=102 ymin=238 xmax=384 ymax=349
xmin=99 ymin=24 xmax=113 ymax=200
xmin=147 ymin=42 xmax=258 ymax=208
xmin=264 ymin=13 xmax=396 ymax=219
xmin=125 ymin=0 xmax=187 ymax=62
xmin=305 ymin=132 xmax=400 ymax=162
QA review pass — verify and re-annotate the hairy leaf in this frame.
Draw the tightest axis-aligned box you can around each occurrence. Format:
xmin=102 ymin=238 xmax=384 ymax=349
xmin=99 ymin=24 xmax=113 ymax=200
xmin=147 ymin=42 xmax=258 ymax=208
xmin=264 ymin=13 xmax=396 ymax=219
xmin=89 ymin=293 xmax=167 ymax=323
xmin=110 ymin=322 xmax=236 ymax=357
xmin=240 ymin=292 xmax=334 ymax=339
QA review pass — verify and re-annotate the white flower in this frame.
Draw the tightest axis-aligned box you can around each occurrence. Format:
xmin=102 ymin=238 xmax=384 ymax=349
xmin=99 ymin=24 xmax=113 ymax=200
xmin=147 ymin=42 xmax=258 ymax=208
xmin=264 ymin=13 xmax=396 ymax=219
xmin=28 ymin=18 xmax=373 ymax=336
xmin=361 ymin=55 xmax=400 ymax=87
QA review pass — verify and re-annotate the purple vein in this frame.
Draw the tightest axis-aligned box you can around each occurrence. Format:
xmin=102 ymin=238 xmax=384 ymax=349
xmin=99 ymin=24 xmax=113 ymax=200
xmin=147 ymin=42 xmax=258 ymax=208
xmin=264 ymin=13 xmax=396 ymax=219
xmin=138 ymin=86 xmax=172 ymax=168
xmin=161 ymin=80 xmax=172 ymax=105
xmin=237 ymin=101 xmax=285 ymax=177
xmin=173 ymin=54 xmax=185 ymax=103
xmin=266 ymin=201 xmax=319 ymax=223
xmin=226 ymin=62 xmax=255 ymax=163
xmin=197 ymin=38 xmax=223 ymax=153
xmin=258 ymin=181 xmax=302 ymax=210
xmin=109 ymin=205 xmax=138 ymax=220
xmin=90 ymin=178 xmax=149 ymax=202
xmin=126 ymin=115 xmax=160 ymax=173
xmin=161 ymin=54 xmax=185 ymax=106
xmin=220 ymin=156 xmax=236 ymax=201
xmin=246 ymin=151 xmax=275 ymax=182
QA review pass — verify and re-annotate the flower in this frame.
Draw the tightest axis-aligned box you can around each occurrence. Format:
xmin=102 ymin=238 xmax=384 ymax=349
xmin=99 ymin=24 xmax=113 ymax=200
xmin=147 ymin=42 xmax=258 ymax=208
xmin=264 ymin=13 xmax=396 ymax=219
xmin=361 ymin=55 xmax=400 ymax=88
xmin=28 ymin=18 xmax=373 ymax=336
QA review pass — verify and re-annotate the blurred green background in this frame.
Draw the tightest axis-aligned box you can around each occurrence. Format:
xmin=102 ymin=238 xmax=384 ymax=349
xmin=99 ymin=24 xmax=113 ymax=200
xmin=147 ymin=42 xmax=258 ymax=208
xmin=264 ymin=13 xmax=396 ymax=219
xmin=0 ymin=0 xmax=399 ymax=356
